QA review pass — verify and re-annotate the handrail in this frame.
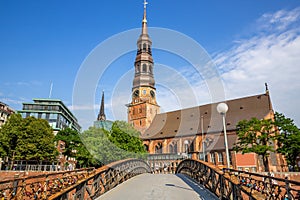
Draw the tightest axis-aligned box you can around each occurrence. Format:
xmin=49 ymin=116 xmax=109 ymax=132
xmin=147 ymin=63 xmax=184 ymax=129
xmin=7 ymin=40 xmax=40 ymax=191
xmin=0 ymin=167 xmax=94 ymax=200
xmin=0 ymin=159 xmax=150 ymax=200
xmin=224 ymin=168 xmax=300 ymax=200
xmin=176 ymin=159 xmax=300 ymax=200
xmin=49 ymin=158 xmax=150 ymax=200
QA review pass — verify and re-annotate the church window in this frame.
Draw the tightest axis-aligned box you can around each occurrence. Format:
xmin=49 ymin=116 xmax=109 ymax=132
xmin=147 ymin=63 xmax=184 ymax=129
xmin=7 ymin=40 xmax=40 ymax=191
xmin=169 ymin=144 xmax=173 ymax=153
xmin=144 ymin=144 xmax=149 ymax=151
xmin=155 ymin=143 xmax=162 ymax=154
xmin=173 ymin=143 xmax=178 ymax=153
xmin=143 ymin=90 xmax=146 ymax=95
xmin=143 ymin=43 xmax=147 ymax=51
xmin=218 ymin=152 xmax=224 ymax=164
xmin=210 ymin=152 xmax=216 ymax=164
xmin=139 ymin=108 xmax=142 ymax=113
xmin=149 ymin=64 xmax=152 ymax=73
xmin=142 ymin=64 xmax=147 ymax=72
xmin=140 ymin=120 xmax=142 ymax=126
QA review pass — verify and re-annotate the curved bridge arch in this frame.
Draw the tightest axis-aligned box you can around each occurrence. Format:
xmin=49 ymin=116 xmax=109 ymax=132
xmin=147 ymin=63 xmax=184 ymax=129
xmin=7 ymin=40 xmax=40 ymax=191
xmin=49 ymin=158 xmax=151 ymax=200
xmin=176 ymin=159 xmax=300 ymax=200
xmin=0 ymin=159 xmax=151 ymax=200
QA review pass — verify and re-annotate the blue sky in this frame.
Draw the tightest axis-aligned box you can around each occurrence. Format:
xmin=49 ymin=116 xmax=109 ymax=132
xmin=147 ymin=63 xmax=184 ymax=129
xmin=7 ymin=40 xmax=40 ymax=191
xmin=1 ymin=1 xmax=300 ymax=130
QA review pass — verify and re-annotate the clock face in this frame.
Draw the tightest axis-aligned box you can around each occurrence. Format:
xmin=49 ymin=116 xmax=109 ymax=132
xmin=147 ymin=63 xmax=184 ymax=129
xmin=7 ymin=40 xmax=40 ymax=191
xmin=150 ymin=90 xmax=155 ymax=98
xmin=133 ymin=90 xmax=139 ymax=97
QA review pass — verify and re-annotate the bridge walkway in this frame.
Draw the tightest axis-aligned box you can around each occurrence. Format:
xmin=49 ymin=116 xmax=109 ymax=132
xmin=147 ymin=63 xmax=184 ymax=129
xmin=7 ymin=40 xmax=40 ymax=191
xmin=97 ymin=173 xmax=218 ymax=200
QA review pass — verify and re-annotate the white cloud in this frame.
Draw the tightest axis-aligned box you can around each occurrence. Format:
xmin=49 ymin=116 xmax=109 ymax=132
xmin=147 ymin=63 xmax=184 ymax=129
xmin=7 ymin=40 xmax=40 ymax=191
xmin=4 ymin=81 xmax=42 ymax=87
xmin=214 ymin=7 xmax=300 ymax=126
xmin=258 ymin=7 xmax=300 ymax=31
xmin=69 ymin=104 xmax=98 ymax=111
xmin=0 ymin=98 xmax=24 ymax=108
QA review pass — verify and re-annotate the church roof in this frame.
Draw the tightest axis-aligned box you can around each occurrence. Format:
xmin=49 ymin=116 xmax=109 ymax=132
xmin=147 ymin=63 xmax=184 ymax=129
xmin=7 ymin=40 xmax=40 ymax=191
xmin=142 ymin=93 xmax=273 ymax=140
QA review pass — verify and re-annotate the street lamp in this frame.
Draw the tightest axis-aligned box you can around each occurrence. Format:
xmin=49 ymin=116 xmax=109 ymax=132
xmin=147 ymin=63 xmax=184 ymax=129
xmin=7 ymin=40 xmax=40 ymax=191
xmin=201 ymin=115 xmax=205 ymax=161
xmin=217 ymin=103 xmax=230 ymax=169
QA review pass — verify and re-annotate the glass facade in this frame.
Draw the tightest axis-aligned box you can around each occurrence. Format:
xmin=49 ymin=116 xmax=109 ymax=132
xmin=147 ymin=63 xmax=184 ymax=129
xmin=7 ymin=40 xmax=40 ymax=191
xmin=18 ymin=99 xmax=81 ymax=132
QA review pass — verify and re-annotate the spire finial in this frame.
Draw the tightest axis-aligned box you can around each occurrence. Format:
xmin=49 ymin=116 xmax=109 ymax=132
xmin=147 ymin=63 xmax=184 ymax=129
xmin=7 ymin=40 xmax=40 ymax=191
xmin=142 ymin=0 xmax=148 ymax=23
xmin=142 ymin=0 xmax=148 ymax=34
xmin=144 ymin=0 xmax=148 ymax=9
xmin=265 ymin=82 xmax=269 ymax=94
xmin=97 ymin=91 xmax=106 ymax=121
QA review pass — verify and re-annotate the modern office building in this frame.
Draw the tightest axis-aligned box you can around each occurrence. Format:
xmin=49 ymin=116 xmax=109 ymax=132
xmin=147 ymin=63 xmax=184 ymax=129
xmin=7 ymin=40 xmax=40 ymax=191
xmin=18 ymin=98 xmax=81 ymax=134
xmin=0 ymin=101 xmax=15 ymax=127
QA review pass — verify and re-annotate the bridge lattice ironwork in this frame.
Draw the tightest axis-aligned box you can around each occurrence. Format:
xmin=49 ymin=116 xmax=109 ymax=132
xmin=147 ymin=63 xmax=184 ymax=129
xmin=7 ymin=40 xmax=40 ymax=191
xmin=176 ymin=159 xmax=300 ymax=200
xmin=0 ymin=158 xmax=150 ymax=200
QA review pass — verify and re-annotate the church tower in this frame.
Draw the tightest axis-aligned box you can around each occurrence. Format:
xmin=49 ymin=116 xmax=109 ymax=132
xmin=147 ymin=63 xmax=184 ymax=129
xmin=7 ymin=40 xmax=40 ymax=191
xmin=127 ymin=0 xmax=160 ymax=134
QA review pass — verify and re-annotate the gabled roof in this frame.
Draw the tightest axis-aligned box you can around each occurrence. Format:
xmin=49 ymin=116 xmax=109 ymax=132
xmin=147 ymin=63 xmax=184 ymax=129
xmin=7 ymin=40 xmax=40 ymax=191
xmin=142 ymin=93 xmax=273 ymax=140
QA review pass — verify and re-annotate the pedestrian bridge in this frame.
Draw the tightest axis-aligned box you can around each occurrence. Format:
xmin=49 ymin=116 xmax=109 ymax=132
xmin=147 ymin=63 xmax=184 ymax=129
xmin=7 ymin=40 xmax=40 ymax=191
xmin=1 ymin=158 xmax=299 ymax=200
xmin=97 ymin=173 xmax=218 ymax=200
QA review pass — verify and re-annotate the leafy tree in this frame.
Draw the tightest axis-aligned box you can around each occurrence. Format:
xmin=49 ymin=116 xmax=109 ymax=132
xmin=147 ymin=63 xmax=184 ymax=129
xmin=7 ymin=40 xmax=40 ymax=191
xmin=274 ymin=112 xmax=300 ymax=171
xmin=55 ymin=128 xmax=99 ymax=168
xmin=81 ymin=121 xmax=147 ymax=165
xmin=0 ymin=114 xmax=22 ymax=158
xmin=0 ymin=114 xmax=57 ymax=162
xmin=234 ymin=118 xmax=276 ymax=172
xmin=109 ymin=121 xmax=147 ymax=153
xmin=81 ymin=127 xmax=118 ymax=165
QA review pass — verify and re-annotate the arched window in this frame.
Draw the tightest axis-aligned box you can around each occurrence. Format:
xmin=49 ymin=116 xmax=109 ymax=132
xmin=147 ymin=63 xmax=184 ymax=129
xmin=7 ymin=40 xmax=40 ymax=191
xmin=190 ymin=140 xmax=195 ymax=152
xmin=149 ymin=64 xmax=152 ymax=73
xmin=144 ymin=144 xmax=149 ymax=152
xmin=173 ymin=143 xmax=178 ymax=154
xmin=210 ymin=152 xmax=216 ymax=164
xmin=143 ymin=43 xmax=147 ymax=51
xmin=169 ymin=144 xmax=173 ymax=153
xmin=218 ymin=152 xmax=224 ymax=164
xmin=142 ymin=64 xmax=147 ymax=72
xmin=136 ymin=64 xmax=140 ymax=73
xmin=155 ymin=143 xmax=162 ymax=154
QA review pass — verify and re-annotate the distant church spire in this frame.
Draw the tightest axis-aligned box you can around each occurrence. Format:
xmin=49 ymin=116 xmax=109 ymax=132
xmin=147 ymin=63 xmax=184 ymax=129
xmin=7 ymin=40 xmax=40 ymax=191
xmin=97 ymin=91 xmax=106 ymax=121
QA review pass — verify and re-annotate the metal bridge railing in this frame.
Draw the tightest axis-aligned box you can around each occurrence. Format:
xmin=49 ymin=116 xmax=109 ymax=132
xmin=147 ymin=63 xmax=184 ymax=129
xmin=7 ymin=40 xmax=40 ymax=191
xmin=49 ymin=158 xmax=151 ymax=200
xmin=0 ymin=158 xmax=151 ymax=200
xmin=0 ymin=167 xmax=95 ymax=200
xmin=176 ymin=159 xmax=300 ymax=200
xmin=224 ymin=168 xmax=300 ymax=200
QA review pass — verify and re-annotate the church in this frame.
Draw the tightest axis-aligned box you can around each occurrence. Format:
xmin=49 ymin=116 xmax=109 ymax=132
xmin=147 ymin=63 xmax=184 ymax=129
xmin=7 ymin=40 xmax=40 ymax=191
xmin=126 ymin=1 xmax=286 ymax=172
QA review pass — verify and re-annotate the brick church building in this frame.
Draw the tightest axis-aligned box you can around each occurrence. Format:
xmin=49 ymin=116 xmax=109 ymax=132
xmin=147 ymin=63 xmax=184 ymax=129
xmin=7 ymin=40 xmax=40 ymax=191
xmin=127 ymin=2 xmax=286 ymax=172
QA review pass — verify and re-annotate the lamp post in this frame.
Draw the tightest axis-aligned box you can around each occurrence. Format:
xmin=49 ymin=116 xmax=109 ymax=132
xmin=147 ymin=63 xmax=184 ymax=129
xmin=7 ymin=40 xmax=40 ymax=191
xmin=217 ymin=103 xmax=230 ymax=169
xmin=201 ymin=115 xmax=205 ymax=161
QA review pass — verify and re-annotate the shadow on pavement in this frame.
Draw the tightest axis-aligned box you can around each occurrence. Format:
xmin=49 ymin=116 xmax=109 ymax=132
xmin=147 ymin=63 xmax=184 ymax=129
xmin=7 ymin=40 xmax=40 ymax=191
xmin=176 ymin=173 xmax=219 ymax=200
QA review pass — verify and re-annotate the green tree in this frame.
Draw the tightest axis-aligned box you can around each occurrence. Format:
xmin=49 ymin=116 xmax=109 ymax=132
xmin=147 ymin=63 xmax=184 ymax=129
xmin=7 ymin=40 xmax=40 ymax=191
xmin=55 ymin=128 xmax=99 ymax=168
xmin=234 ymin=118 xmax=276 ymax=172
xmin=109 ymin=121 xmax=147 ymax=154
xmin=0 ymin=114 xmax=57 ymax=162
xmin=274 ymin=112 xmax=300 ymax=171
xmin=0 ymin=113 xmax=22 ymax=158
xmin=81 ymin=121 xmax=147 ymax=165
